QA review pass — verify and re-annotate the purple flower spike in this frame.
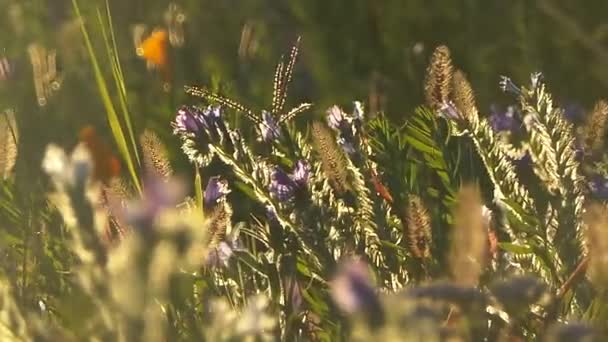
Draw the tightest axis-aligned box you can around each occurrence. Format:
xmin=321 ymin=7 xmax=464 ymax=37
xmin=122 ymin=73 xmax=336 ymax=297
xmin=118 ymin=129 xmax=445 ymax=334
xmin=259 ymin=111 xmax=281 ymax=142
xmin=205 ymin=241 xmax=234 ymax=268
xmin=204 ymin=176 xmax=231 ymax=208
xmin=331 ymin=259 xmax=380 ymax=316
xmin=489 ymin=105 xmax=519 ymax=133
xmin=440 ymin=101 xmax=461 ymax=121
xmin=175 ymin=106 xmax=204 ymax=134
xmin=291 ymin=160 xmax=310 ymax=187
xmin=269 ymin=167 xmax=295 ymax=201
xmin=269 ymin=160 xmax=311 ymax=201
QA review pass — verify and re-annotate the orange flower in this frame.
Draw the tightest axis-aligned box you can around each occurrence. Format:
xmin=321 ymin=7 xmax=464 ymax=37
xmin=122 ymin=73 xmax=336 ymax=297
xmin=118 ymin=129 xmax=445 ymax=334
xmin=137 ymin=29 xmax=169 ymax=68
xmin=78 ymin=125 xmax=121 ymax=183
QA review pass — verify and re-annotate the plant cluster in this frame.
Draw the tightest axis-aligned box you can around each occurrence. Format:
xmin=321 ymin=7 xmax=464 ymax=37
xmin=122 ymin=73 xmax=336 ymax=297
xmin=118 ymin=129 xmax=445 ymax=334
xmin=3 ymin=2 xmax=608 ymax=341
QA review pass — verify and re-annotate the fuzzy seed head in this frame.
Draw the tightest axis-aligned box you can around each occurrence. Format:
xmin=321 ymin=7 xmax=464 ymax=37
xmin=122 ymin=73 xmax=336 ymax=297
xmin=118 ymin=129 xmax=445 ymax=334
xmin=140 ymin=129 xmax=173 ymax=179
xmin=584 ymin=203 xmax=608 ymax=289
xmin=452 ymin=70 xmax=478 ymax=124
xmin=0 ymin=109 xmax=18 ymax=180
xmin=405 ymin=195 xmax=432 ymax=259
xmin=583 ymin=100 xmax=608 ymax=154
xmin=311 ymin=121 xmax=349 ymax=193
xmin=424 ymin=45 xmax=453 ymax=110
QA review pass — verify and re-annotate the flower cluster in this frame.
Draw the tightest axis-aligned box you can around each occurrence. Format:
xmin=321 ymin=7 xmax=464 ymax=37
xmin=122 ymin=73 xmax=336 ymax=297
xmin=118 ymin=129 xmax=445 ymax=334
xmin=172 ymin=105 xmax=232 ymax=166
xmin=326 ymin=102 xmax=364 ymax=155
xmin=268 ymin=160 xmax=310 ymax=201
xmin=489 ymin=105 xmax=520 ymax=133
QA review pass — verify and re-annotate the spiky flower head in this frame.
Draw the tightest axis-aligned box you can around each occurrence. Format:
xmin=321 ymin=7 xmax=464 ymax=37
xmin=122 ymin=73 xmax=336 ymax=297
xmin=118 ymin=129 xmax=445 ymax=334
xmin=311 ymin=121 xmax=349 ymax=193
xmin=424 ymin=45 xmax=453 ymax=111
xmin=584 ymin=203 xmax=608 ymax=289
xmin=0 ymin=109 xmax=17 ymax=180
xmin=203 ymin=176 xmax=233 ymax=249
xmin=140 ymin=129 xmax=173 ymax=179
xmin=405 ymin=195 xmax=432 ymax=259
xmin=451 ymin=70 xmax=479 ymax=124
xmin=582 ymin=100 xmax=608 ymax=154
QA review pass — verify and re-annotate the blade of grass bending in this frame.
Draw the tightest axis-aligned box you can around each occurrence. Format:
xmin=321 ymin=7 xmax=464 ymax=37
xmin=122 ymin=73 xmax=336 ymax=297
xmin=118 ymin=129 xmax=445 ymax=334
xmin=194 ymin=165 xmax=204 ymax=214
xmin=72 ymin=0 xmax=141 ymax=194
xmin=98 ymin=2 xmax=140 ymax=166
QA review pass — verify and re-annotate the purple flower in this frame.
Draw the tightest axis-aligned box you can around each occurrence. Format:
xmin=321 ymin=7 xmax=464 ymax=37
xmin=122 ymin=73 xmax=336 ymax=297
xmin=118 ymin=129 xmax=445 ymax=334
xmin=489 ymin=105 xmax=519 ymax=133
xmin=126 ymin=176 xmax=186 ymax=229
xmin=291 ymin=160 xmax=310 ymax=187
xmin=563 ymin=103 xmax=584 ymax=123
xmin=439 ymin=101 xmax=461 ymax=121
xmin=174 ymin=106 xmax=204 ymax=134
xmin=268 ymin=160 xmax=311 ymax=201
xmin=331 ymin=259 xmax=381 ymax=316
xmin=269 ymin=167 xmax=295 ymax=201
xmin=259 ymin=110 xmax=281 ymax=142
xmin=326 ymin=104 xmax=363 ymax=155
xmin=205 ymin=241 xmax=234 ymax=268
xmin=204 ymin=176 xmax=230 ymax=208
xmin=589 ymin=175 xmax=608 ymax=199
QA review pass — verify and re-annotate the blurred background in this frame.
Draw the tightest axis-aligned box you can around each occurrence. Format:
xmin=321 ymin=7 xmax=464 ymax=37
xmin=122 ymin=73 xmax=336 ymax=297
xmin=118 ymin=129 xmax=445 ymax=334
xmin=2 ymin=0 xmax=608 ymax=175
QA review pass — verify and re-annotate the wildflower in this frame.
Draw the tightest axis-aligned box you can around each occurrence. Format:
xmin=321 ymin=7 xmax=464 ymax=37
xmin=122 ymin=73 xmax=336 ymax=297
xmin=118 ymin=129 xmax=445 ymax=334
xmin=582 ymin=100 xmax=608 ymax=154
xmin=174 ymin=106 xmax=204 ymax=134
xmin=499 ymin=76 xmax=521 ymax=96
xmin=268 ymin=160 xmax=310 ymax=201
xmin=204 ymin=176 xmax=231 ymax=208
xmin=439 ymin=101 xmax=461 ymax=121
xmin=584 ymin=204 xmax=608 ymax=289
xmin=312 ymin=121 xmax=349 ymax=193
xmin=424 ymin=45 xmax=453 ymax=110
xmin=405 ymin=195 xmax=432 ymax=259
xmin=452 ymin=70 xmax=479 ymax=123
xmin=588 ymin=175 xmax=608 ymax=199
xmin=291 ymin=160 xmax=310 ymax=187
xmin=42 ymin=143 xmax=93 ymax=191
xmin=269 ymin=167 xmax=295 ymax=202
xmin=562 ymin=103 xmax=584 ymax=123
xmin=126 ymin=176 xmax=186 ymax=229
xmin=205 ymin=241 xmax=234 ymax=268
xmin=330 ymin=259 xmax=381 ymax=316
xmin=259 ymin=110 xmax=281 ymax=142
xmin=140 ymin=129 xmax=173 ymax=179
xmin=325 ymin=104 xmax=362 ymax=155
xmin=489 ymin=105 xmax=519 ymax=133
